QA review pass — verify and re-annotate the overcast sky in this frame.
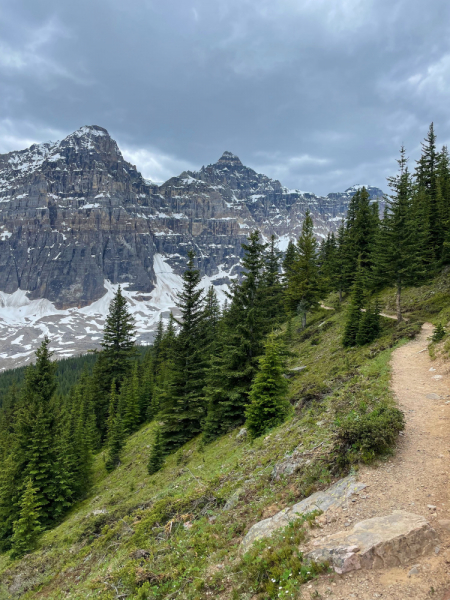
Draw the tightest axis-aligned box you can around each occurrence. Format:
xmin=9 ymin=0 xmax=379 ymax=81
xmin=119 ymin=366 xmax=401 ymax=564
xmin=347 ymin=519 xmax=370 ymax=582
xmin=1 ymin=0 xmax=450 ymax=195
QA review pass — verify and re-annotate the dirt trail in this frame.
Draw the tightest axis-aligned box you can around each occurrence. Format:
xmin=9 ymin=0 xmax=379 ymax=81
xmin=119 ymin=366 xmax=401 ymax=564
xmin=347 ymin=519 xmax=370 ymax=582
xmin=310 ymin=323 xmax=450 ymax=599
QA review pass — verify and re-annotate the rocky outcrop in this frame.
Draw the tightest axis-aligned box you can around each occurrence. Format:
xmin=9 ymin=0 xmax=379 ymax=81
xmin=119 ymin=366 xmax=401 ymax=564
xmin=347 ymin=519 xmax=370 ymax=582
xmin=307 ymin=511 xmax=438 ymax=574
xmin=241 ymin=475 xmax=366 ymax=553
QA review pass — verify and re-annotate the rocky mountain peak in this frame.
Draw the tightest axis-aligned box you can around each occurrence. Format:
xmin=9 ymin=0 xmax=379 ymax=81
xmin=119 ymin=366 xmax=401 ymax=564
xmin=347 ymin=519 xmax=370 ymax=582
xmin=215 ymin=151 xmax=243 ymax=168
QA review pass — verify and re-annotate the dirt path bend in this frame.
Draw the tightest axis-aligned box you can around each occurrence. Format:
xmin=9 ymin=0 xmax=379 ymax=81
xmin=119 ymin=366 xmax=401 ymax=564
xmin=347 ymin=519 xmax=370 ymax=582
xmin=311 ymin=323 xmax=450 ymax=599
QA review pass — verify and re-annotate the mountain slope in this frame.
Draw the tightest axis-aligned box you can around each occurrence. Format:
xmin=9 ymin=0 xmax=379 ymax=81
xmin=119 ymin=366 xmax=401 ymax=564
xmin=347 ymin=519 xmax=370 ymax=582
xmin=0 ymin=126 xmax=384 ymax=366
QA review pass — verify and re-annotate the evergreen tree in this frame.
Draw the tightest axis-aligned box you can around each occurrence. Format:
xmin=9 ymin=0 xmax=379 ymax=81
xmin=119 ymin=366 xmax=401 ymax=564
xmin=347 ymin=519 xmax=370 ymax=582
xmin=139 ymin=352 xmax=154 ymax=422
xmin=92 ymin=287 xmax=137 ymax=440
xmin=10 ymin=479 xmax=41 ymax=559
xmin=159 ymin=251 xmax=206 ymax=453
xmin=147 ymin=427 xmax=165 ymax=475
xmin=282 ymin=240 xmax=297 ymax=277
xmin=122 ymin=362 xmax=140 ymax=434
xmin=105 ymin=381 xmax=125 ymax=471
xmin=356 ymin=302 xmax=381 ymax=345
xmin=285 ymin=211 xmax=320 ymax=327
xmin=245 ymin=335 xmax=290 ymax=439
xmin=372 ymin=147 xmax=425 ymax=321
xmin=415 ymin=123 xmax=442 ymax=255
xmin=342 ymin=266 xmax=365 ymax=347
xmin=263 ymin=235 xmax=285 ymax=326
xmin=203 ymin=231 xmax=269 ymax=441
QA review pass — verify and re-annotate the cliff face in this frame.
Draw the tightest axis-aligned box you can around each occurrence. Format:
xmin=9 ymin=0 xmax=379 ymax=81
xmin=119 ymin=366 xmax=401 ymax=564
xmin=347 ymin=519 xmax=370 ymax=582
xmin=0 ymin=126 xmax=383 ymax=367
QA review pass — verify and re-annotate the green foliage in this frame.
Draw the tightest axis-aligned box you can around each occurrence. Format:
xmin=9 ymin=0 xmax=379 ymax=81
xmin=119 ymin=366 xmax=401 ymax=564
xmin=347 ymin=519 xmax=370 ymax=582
xmin=10 ymin=479 xmax=42 ymax=559
xmin=236 ymin=516 xmax=328 ymax=599
xmin=342 ymin=267 xmax=365 ymax=347
xmin=356 ymin=302 xmax=381 ymax=346
xmin=160 ymin=250 xmax=207 ymax=454
xmin=147 ymin=427 xmax=165 ymax=475
xmin=431 ymin=323 xmax=446 ymax=342
xmin=105 ymin=380 xmax=125 ymax=472
xmin=285 ymin=210 xmax=320 ymax=325
xmin=245 ymin=335 xmax=290 ymax=439
xmin=336 ymin=402 xmax=405 ymax=464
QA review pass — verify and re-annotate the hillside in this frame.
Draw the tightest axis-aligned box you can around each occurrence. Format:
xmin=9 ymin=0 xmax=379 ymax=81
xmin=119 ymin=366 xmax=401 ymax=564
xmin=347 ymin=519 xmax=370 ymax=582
xmin=0 ymin=293 xmax=421 ymax=600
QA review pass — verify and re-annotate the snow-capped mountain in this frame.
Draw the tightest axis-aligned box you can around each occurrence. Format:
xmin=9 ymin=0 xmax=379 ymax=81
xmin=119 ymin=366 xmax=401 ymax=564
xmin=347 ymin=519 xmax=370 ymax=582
xmin=0 ymin=126 xmax=384 ymax=368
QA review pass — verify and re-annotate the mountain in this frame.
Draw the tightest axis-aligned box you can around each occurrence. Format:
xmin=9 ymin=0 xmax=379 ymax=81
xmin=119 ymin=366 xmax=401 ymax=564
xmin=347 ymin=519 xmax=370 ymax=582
xmin=0 ymin=126 xmax=384 ymax=368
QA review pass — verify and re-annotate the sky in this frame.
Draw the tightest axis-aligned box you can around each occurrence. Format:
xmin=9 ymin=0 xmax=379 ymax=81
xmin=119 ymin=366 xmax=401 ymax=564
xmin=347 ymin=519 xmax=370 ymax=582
xmin=1 ymin=0 xmax=450 ymax=195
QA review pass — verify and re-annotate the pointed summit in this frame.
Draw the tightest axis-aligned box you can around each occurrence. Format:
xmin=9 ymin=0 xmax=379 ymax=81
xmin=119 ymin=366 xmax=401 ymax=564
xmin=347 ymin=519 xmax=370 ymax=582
xmin=215 ymin=151 xmax=243 ymax=168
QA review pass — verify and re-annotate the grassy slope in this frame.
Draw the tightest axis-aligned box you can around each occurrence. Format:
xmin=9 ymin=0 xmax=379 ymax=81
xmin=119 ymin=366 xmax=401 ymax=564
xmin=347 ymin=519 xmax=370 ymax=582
xmin=1 ymin=288 xmax=441 ymax=600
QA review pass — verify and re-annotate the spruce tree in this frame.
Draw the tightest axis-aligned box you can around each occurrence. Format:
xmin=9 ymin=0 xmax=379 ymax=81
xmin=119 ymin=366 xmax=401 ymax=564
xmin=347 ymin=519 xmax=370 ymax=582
xmin=10 ymin=479 xmax=42 ymax=559
xmin=245 ymin=335 xmax=290 ymax=439
xmin=263 ymin=235 xmax=285 ymax=327
xmin=285 ymin=211 xmax=320 ymax=327
xmin=356 ymin=302 xmax=381 ymax=345
xmin=147 ymin=427 xmax=165 ymax=475
xmin=342 ymin=266 xmax=365 ymax=347
xmin=105 ymin=381 xmax=125 ymax=471
xmin=202 ymin=231 xmax=269 ymax=440
xmin=159 ymin=251 xmax=206 ymax=453
xmin=372 ymin=147 xmax=424 ymax=321
xmin=122 ymin=362 xmax=140 ymax=434
xmin=92 ymin=286 xmax=137 ymax=440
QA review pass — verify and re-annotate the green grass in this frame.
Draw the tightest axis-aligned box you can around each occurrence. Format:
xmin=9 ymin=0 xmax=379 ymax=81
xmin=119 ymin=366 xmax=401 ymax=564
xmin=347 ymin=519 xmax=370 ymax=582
xmin=0 ymin=304 xmax=419 ymax=600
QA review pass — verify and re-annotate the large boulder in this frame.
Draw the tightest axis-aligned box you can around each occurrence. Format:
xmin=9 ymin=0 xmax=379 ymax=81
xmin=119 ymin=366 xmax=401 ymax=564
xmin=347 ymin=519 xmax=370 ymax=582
xmin=241 ymin=475 xmax=366 ymax=553
xmin=307 ymin=511 xmax=438 ymax=574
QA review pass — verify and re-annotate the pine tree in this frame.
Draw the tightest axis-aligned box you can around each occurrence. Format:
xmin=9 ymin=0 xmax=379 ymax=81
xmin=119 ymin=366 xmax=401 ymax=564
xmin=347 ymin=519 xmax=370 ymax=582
xmin=139 ymin=352 xmax=154 ymax=422
xmin=282 ymin=240 xmax=297 ymax=277
xmin=372 ymin=147 xmax=425 ymax=321
xmin=122 ymin=362 xmax=140 ymax=435
xmin=415 ymin=123 xmax=442 ymax=255
xmin=10 ymin=479 xmax=41 ymax=558
xmin=263 ymin=235 xmax=285 ymax=326
xmin=285 ymin=211 xmax=320 ymax=327
xmin=159 ymin=251 xmax=206 ymax=453
xmin=245 ymin=335 xmax=290 ymax=439
xmin=356 ymin=302 xmax=381 ymax=345
xmin=202 ymin=231 xmax=269 ymax=441
xmin=92 ymin=287 xmax=137 ymax=440
xmin=342 ymin=267 xmax=365 ymax=347
xmin=105 ymin=381 xmax=125 ymax=471
xmin=147 ymin=427 xmax=165 ymax=475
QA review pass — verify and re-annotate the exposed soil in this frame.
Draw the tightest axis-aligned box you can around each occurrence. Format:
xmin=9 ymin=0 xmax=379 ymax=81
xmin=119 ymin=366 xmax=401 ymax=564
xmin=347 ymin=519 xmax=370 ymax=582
xmin=305 ymin=323 xmax=450 ymax=599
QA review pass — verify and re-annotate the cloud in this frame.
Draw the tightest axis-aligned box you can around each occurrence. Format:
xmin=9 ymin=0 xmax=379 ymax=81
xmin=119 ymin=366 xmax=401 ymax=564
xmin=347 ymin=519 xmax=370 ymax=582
xmin=1 ymin=0 xmax=450 ymax=194
xmin=120 ymin=146 xmax=196 ymax=184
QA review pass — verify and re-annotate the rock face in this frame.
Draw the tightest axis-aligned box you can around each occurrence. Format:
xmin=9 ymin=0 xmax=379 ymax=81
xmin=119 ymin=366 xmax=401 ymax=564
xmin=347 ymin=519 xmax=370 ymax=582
xmin=241 ymin=475 xmax=366 ymax=553
xmin=0 ymin=125 xmax=384 ymax=365
xmin=307 ymin=511 xmax=438 ymax=574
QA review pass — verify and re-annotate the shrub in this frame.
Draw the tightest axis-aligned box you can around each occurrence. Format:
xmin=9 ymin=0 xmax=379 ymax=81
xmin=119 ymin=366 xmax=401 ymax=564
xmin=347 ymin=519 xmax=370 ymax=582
xmin=336 ymin=403 xmax=405 ymax=464
xmin=236 ymin=515 xmax=328 ymax=599
xmin=431 ymin=323 xmax=446 ymax=343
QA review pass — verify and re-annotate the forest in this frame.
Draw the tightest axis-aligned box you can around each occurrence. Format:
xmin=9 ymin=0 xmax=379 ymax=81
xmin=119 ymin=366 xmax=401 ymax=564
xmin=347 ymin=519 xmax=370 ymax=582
xmin=0 ymin=122 xmax=448 ymax=560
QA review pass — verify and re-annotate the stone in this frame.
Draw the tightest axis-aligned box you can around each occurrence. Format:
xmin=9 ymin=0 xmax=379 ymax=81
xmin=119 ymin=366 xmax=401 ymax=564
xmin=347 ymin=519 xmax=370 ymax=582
xmin=408 ymin=565 xmax=420 ymax=576
xmin=91 ymin=509 xmax=107 ymax=516
xmin=284 ymin=366 xmax=307 ymax=378
xmin=427 ymin=393 xmax=440 ymax=400
xmin=307 ymin=511 xmax=438 ymax=574
xmin=223 ymin=489 xmax=242 ymax=511
xmin=241 ymin=475 xmax=366 ymax=553
xmin=427 ymin=505 xmax=437 ymax=511
xmin=438 ymin=519 xmax=450 ymax=531
xmin=236 ymin=428 xmax=248 ymax=441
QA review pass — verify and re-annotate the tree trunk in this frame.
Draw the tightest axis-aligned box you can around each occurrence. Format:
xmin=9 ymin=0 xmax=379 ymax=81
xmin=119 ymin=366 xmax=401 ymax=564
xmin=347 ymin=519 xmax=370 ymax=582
xmin=339 ymin=288 xmax=343 ymax=303
xmin=396 ymin=283 xmax=402 ymax=323
xmin=302 ymin=312 xmax=307 ymax=330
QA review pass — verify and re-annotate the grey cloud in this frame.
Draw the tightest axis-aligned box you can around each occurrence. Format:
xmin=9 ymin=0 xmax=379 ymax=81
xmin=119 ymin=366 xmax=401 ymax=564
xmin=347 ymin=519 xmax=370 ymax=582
xmin=1 ymin=0 xmax=450 ymax=194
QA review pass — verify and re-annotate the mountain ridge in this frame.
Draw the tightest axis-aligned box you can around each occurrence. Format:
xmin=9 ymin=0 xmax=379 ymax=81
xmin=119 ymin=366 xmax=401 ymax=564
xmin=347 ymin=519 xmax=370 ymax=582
xmin=0 ymin=125 xmax=384 ymax=366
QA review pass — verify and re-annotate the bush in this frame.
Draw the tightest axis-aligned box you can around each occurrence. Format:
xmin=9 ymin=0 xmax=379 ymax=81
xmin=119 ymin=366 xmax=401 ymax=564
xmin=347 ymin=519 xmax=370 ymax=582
xmin=236 ymin=515 xmax=328 ymax=599
xmin=431 ymin=323 xmax=446 ymax=343
xmin=336 ymin=403 xmax=405 ymax=464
